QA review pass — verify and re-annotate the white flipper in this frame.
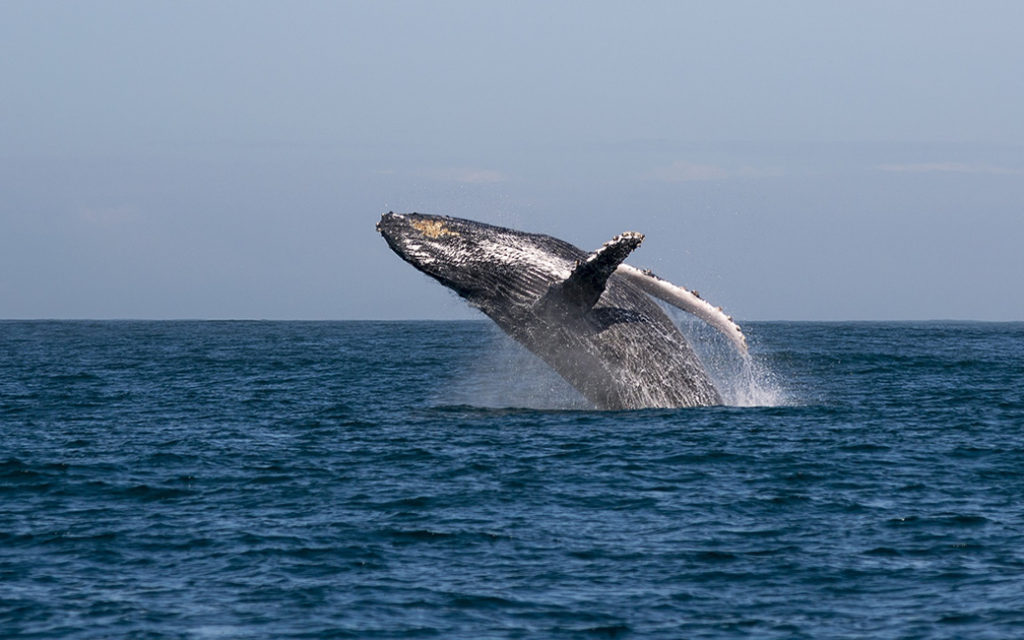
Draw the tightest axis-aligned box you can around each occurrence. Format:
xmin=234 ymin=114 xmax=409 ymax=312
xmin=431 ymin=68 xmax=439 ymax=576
xmin=616 ymin=264 xmax=747 ymax=355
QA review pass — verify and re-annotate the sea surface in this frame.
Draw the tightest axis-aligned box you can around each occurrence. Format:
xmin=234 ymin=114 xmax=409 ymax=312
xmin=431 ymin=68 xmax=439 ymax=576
xmin=2 ymin=320 xmax=1023 ymax=639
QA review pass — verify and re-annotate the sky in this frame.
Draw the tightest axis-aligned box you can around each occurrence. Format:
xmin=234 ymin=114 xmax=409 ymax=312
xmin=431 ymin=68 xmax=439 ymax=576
xmin=1 ymin=1 xmax=1022 ymax=321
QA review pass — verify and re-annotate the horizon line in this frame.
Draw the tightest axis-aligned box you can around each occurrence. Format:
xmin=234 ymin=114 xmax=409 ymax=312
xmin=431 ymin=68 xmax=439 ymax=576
xmin=2 ymin=317 xmax=1021 ymax=324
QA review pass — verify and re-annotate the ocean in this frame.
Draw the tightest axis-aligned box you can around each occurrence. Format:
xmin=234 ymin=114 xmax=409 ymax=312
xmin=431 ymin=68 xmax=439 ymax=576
xmin=2 ymin=320 xmax=1023 ymax=639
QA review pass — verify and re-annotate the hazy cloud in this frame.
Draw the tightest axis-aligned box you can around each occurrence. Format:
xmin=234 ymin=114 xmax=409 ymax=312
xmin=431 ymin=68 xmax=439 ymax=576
xmin=418 ymin=167 xmax=509 ymax=184
xmin=735 ymin=166 xmax=786 ymax=179
xmin=876 ymin=162 xmax=1024 ymax=176
xmin=650 ymin=161 xmax=729 ymax=182
xmin=649 ymin=161 xmax=784 ymax=182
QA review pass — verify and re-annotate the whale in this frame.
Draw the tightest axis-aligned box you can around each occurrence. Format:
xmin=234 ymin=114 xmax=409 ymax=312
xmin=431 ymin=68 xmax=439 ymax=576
xmin=376 ymin=212 xmax=746 ymax=410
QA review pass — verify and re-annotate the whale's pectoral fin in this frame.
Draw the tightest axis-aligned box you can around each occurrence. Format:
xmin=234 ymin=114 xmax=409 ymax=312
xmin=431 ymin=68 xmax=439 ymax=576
xmin=616 ymin=263 xmax=748 ymax=354
xmin=535 ymin=232 xmax=644 ymax=315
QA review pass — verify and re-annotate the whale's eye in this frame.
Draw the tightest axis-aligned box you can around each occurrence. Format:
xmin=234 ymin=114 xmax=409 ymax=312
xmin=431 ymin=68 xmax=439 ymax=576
xmin=411 ymin=219 xmax=459 ymax=239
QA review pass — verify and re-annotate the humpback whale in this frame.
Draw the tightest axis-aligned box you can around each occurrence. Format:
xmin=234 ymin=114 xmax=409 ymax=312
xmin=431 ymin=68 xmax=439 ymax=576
xmin=377 ymin=212 xmax=746 ymax=410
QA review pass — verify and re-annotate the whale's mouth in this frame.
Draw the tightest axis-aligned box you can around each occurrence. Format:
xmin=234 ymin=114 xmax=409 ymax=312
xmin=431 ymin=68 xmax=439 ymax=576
xmin=376 ymin=212 xmax=427 ymax=263
xmin=376 ymin=213 xmax=406 ymax=257
xmin=376 ymin=211 xmax=405 ymax=237
xmin=377 ymin=211 xmax=456 ymax=278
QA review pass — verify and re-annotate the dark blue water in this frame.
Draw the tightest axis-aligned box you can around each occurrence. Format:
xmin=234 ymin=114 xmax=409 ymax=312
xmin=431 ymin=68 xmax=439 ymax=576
xmin=2 ymin=320 xmax=1023 ymax=639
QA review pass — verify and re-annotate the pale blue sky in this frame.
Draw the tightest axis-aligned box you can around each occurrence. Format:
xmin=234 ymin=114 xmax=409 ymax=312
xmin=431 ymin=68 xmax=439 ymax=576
xmin=2 ymin=1 xmax=1022 ymax=320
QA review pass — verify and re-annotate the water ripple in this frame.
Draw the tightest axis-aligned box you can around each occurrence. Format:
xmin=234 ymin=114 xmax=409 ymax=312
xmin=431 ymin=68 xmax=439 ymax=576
xmin=1 ymin=321 xmax=1023 ymax=638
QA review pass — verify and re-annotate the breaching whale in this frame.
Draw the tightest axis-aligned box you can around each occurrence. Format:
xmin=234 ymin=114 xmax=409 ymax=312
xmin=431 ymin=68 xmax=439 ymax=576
xmin=377 ymin=212 xmax=746 ymax=410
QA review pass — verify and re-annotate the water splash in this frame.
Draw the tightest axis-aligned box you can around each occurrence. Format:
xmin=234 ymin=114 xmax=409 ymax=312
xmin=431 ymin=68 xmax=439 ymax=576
xmin=667 ymin=308 xmax=792 ymax=407
xmin=444 ymin=313 xmax=791 ymax=411
xmin=722 ymin=352 xmax=790 ymax=407
xmin=445 ymin=327 xmax=592 ymax=410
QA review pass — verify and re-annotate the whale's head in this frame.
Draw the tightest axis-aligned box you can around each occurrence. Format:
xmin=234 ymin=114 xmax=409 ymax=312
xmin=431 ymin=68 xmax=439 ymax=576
xmin=377 ymin=212 xmax=576 ymax=309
